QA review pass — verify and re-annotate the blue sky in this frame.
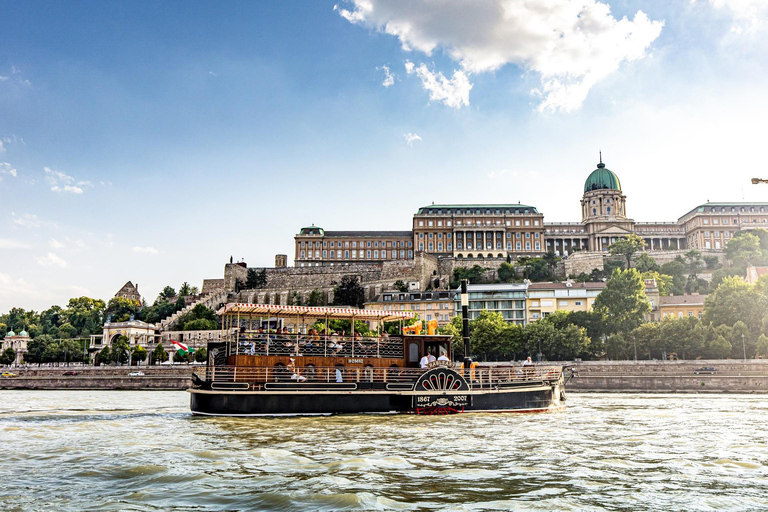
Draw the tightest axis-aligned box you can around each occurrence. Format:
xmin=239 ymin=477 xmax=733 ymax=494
xmin=1 ymin=0 xmax=767 ymax=311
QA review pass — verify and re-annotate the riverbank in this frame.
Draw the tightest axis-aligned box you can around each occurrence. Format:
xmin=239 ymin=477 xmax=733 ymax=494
xmin=569 ymin=360 xmax=768 ymax=393
xmin=0 ymin=366 xmax=195 ymax=390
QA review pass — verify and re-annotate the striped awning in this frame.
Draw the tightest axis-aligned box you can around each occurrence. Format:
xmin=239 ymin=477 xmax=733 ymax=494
xmin=217 ymin=303 xmax=415 ymax=322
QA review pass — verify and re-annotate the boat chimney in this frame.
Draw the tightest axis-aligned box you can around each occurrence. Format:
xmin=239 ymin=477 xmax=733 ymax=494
xmin=460 ymin=279 xmax=472 ymax=374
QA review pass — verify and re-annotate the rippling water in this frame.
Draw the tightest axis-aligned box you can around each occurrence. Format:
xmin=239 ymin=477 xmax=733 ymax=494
xmin=1 ymin=391 xmax=767 ymax=511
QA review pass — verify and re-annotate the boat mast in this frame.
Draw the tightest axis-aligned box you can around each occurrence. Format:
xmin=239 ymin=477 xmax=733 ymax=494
xmin=461 ymin=279 xmax=472 ymax=373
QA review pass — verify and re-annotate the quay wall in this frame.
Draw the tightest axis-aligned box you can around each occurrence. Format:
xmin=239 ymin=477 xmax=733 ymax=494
xmin=567 ymin=360 xmax=768 ymax=393
xmin=0 ymin=366 xmax=195 ymax=390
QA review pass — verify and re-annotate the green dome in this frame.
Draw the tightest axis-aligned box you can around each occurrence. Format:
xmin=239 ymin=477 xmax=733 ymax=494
xmin=19 ymin=330 xmax=28 ymax=337
xmin=584 ymin=162 xmax=621 ymax=193
xmin=6 ymin=330 xmax=15 ymax=337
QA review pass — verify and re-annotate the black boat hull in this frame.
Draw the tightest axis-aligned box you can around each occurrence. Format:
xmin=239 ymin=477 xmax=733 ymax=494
xmin=189 ymin=381 xmax=565 ymax=416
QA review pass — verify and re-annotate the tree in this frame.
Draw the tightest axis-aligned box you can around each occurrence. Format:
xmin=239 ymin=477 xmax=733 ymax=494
xmin=0 ymin=347 xmax=16 ymax=365
xmin=61 ymin=339 xmax=82 ymax=364
xmin=63 ymin=297 xmax=106 ymax=337
xmin=306 ymin=289 xmax=324 ymax=306
xmin=705 ymin=276 xmax=766 ymax=330
xmin=178 ymin=304 xmax=218 ymax=331
xmin=245 ymin=268 xmax=268 ymax=289
xmin=471 ymin=310 xmax=515 ymax=361
xmin=684 ymin=250 xmax=706 ymax=280
xmin=542 ymin=251 xmax=561 ymax=276
xmin=642 ymin=271 xmax=673 ymax=297
xmin=634 ymin=253 xmax=660 ymax=273
xmin=152 ymin=343 xmax=169 ymax=364
xmin=97 ymin=346 xmax=112 ymax=366
xmin=726 ymin=232 xmax=763 ymax=268
xmin=131 ymin=345 xmax=148 ymax=365
xmin=178 ymin=282 xmax=198 ymax=297
xmin=608 ymin=235 xmax=647 ymax=269
xmin=332 ymin=275 xmax=366 ymax=308
xmin=451 ymin=265 xmax=485 ymax=287
xmin=159 ymin=286 xmax=176 ymax=300
xmin=105 ymin=297 xmax=140 ymax=323
xmin=110 ymin=335 xmax=130 ymax=365
xmin=194 ymin=347 xmax=208 ymax=363
xmin=25 ymin=335 xmax=55 ymax=365
xmin=393 ymin=280 xmax=408 ymax=292
xmin=593 ymin=268 xmax=651 ymax=334
xmin=497 ymin=262 xmax=516 ymax=283
xmin=660 ymin=259 xmax=687 ymax=296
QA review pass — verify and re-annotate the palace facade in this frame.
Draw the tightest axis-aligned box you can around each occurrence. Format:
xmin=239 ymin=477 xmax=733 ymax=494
xmin=294 ymin=157 xmax=768 ymax=267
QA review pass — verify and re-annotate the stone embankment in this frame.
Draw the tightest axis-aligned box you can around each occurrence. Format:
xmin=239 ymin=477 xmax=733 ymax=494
xmin=568 ymin=360 xmax=768 ymax=393
xmin=0 ymin=366 xmax=198 ymax=390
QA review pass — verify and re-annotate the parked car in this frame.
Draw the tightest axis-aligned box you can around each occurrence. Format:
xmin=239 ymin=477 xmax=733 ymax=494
xmin=1 ymin=372 xmax=18 ymax=378
xmin=128 ymin=371 xmax=145 ymax=377
xmin=62 ymin=371 xmax=78 ymax=376
xmin=694 ymin=366 xmax=717 ymax=375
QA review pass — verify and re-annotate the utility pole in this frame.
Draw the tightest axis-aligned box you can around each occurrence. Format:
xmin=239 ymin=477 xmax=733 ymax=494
xmin=460 ymin=280 xmax=472 ymax=379
xmin=742 ymin=333 xmax=747 ymax=362
xmin=633 ymin=335 xmax=637 ymax=362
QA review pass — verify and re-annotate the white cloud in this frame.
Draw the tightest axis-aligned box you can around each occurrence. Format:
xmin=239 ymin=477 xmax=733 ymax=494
xmin=0 ymin=140 xmax=4 ymax=152
xmin=487 ymin=169 xmax=509 ymax=179
xmin=404 ymin=132 xmax=423 ymax=146
xmin=209 ymin=71 xmax=217 ymax=77
xmin=0 ymin=238 xmax=31 ymax=249
xmin=379 ymin=65 xmax=395 ymax=87
xmin=44 ymin=166 xmax=92 ymax=194
xmin=11 ymin=212 xmax=42 ymax=228
xmin=133 ymin=246 xmax=159 ymax=254
xmin=338 ymin=0 xmax=663 ymax=112
xmin=698 ymin=0 xmax=768 ymax=33
xmin=36 ymin=252 xmax=67 ymax=268
xmin=404 ymin=61 xmax=472 ymax=109
xmin=0 ymin=162 xmax=17 ymax=180
xmin=49 ymin=238 xmax=65 ymax=249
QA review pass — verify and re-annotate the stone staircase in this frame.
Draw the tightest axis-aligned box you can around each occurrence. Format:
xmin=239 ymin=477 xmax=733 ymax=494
xmin=158 ymin=291 xmax=229 ymax=331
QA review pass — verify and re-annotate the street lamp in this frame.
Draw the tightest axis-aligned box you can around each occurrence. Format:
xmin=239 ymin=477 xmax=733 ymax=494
xmin=742 ymin=333 xmax=747 ymax=362
xmin=633 ymin=335 xmax=638 ymax=362
xmin=751 ymin=178 xmax=768 ymax=184
xmin=537 ymin=338 xmax=542 ymax=363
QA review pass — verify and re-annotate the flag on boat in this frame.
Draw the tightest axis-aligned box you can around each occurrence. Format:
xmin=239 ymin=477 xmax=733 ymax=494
xmin=170 ymin=339 xmax=194 ymax=355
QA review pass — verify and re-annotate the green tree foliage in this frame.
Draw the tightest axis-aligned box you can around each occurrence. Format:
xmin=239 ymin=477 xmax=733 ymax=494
xmin=594 ymin=268 xmax=651 ymax=335
xmin=704 ymin=256 xmax=720 ymax=270
xmin=641 ymin=271 xmax=673 ymax=296
xmin=470 ymin=310 xmax=519 ymax=361
xmin=660 ymin=259 xmax=687 ymax=296
xmin=516 ymin=257 xmax=551 ymax=281
xmin=634 ymin=253 xmax=660 ymax=273
xmin=178 ymin=282 xmax=199 ymax=297
xmin=726 ymin=232 xmax=763 ymax=268
xmin=393 ymin=280 xmax=408 ymax=292
xmin=194 ymin=347 xmax=208 ymax=363
xmin=131 ymin=345 xmax=148 ymax=364
xmin=704 ymin=276 xmax=767 ymax=330
xmin=542 ymin=251 xmax=561 ymax=276
xmin=97 ymin=346 xmax=112 ymax=365
xmin=178 ymin=304 xmax=218 ymax=331
xmin=63 ymin=297 xmax=106 ymax=337
xmin=332 ymin=275 xmax=366 ymax=308
xmin=105 ymin=297 xmax=141 ymax=323
xmin=608 ymin=234 xmax=647 ymax=268
xmin=451 ymin=265 xmax=486 ymax=287
xmin=245 ymin=268 xmax=268 ymax=289
xmin=306 ymin=289 xmax=324 ymax=306
xmin=160 ymin=286 xmax=176 ymax=300
xmin=497 ymin=262 xmax=517 ymax=283
xmin=152 ymin=343 xmax=169 ymax=364
xmin=0 ymin=347 xmax=16 ymax=365
xmin=110 ymin=335 xmax=130 ymax=365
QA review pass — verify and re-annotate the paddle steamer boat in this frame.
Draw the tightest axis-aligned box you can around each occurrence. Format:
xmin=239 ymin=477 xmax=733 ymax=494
xmin=189 ymin=281 xmax=573 ymax=416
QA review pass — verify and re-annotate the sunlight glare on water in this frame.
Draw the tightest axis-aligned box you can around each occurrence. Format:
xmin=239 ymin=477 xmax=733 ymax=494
xmin=1 ymin=391 xmax=767 ymax=511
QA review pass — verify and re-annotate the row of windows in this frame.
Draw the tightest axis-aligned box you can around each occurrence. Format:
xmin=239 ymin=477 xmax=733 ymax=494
xmin=417 ymin=219 xmax=541 ymax=227
xmin=420 ymin=208 xmax=534 ymax=215
xmin=702 ymin=231 xmax=732 ymax=238
xmin=662 ymin=310 xmax=703 ymax=318
xmin=299 ymin=250 xmax=413 ymax=260
xmin=453 ymin=241 xmax=541 ymax=251
xmin=300 ymin=240 xmax=412 ymax=249
xmin=708 ymin=206 xmax=765 ymax=213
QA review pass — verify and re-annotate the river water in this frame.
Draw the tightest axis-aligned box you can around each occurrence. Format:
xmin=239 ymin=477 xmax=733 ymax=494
xmin=1 ymin=391 xmax=767 ymax=511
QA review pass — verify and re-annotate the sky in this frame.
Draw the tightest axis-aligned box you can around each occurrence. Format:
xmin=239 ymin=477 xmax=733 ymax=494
xmin=1 ymin=0 xmax=768 ymax=312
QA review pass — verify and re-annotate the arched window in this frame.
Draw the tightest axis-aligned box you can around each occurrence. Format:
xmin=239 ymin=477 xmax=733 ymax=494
xmin=606 ymin=207 xmax=611 ymax=214
xmin=592 ymin=208 xmax=597 ymax=215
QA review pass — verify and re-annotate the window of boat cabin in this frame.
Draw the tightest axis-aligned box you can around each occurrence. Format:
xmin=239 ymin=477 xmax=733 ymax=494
xmin=408 ymin=342 xmax=419 ymax=363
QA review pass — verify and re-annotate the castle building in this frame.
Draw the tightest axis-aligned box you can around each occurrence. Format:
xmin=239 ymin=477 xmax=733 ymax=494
xmin=114 ymin=281 xmax=141 ymax=302
xmin=0 ymin=329 xmax=31 ymax=365
xmin=293 ymin=157 xmax=768 ymax=266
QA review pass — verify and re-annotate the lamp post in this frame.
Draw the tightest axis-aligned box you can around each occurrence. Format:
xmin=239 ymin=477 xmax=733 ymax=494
xmin=742 ymin=333 xmax=747 ymax=362
xmin=633 ymin=335 xmax=637 ymax=363
xmin=460 ymin=280 xmax=472 ymax=378
xmin=751 ymin=178 xmax=768 ymax=184
xmin=537 ymin=338 xmax=542 ymax=363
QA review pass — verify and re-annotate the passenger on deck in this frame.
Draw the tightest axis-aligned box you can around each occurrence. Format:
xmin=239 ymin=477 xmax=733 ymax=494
xmin=288 ymin=358 xmax=306 ymax=382
xmin=437 ymin=349 xmax=450 ymax=362
xmin=522 ymin=356 xmax=535 ymax=379
xmin=427 ymin=351 xmax=436 ymax=364
xmin=420 ymin=353 xmax=430 ymax=368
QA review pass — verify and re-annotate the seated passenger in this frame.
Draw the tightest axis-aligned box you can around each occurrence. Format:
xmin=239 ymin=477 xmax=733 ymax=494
xmin=437 ymin=349 xmax=450 ymax=362
xmin=420 ymin=353 xmax=430 ymax=369
xmin=288 ymin=358 xmax=306 ymax=382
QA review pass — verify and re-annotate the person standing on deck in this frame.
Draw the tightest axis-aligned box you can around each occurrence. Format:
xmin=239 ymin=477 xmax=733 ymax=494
xmin=420 ymin=353 xmax=430 ymax=368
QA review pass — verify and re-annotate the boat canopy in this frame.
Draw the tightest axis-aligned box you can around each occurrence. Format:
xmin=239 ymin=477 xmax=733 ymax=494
xmin=217 ymin=303 xmax=416 ymax=323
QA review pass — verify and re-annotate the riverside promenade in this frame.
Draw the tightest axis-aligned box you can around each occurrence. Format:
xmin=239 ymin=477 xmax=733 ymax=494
xmin=568 ymin=360 xmax=768 ymax=393
xmin=4 ymin=360 xmax=768 ymax=393
xmin=0 ymin=366 xmax=195 ymax=390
